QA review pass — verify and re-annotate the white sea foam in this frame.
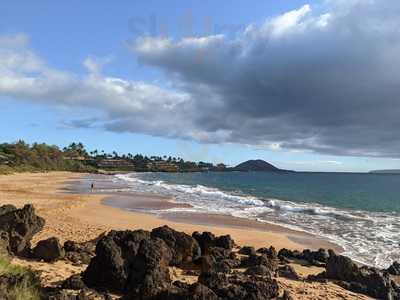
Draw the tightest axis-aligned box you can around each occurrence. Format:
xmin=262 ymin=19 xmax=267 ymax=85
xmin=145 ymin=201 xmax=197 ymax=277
xmin=114 ymin=173 xmax=400 ymax=268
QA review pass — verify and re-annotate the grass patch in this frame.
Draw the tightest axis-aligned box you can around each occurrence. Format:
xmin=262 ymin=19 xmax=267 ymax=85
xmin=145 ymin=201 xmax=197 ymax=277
xmin=0 ymin=252 xmax=41 ymax=300
xmin=0 ymin=165 xmax=14 ymax=175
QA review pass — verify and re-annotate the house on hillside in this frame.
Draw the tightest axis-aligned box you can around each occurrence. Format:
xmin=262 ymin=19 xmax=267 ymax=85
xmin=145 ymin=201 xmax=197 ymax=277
xmin=96 ymin=159 xmax=135 ymax=169
xmin=147 ymin=161 xmax=179 ymax=172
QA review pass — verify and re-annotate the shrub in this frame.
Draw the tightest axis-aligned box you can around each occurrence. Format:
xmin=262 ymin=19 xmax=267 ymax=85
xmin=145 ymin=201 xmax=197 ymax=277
xmin=0 ymin=252 xmax=41 ymax=300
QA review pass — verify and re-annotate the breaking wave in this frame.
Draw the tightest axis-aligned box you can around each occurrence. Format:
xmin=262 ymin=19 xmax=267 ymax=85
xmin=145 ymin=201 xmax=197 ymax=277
xmin=114 ymin=173 xmax=400 ymax=268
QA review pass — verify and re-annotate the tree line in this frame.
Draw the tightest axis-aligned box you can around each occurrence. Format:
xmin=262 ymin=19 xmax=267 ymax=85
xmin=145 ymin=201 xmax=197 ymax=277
xmin=0 ymin=141 xmax=224 ymax=174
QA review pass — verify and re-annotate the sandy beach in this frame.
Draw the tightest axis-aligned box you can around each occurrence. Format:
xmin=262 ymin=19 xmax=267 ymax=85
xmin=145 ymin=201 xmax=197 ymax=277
xmin=0 ymin=172 xmax=372 ymax=299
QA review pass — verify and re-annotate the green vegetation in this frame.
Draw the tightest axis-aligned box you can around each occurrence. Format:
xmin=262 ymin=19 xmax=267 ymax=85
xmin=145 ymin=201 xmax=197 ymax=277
xmin=0 ymin=141 xmax=96 ymax=174
xmin=0 ymin=140 xmax=227 ymax=174
xmin=0 ymin=252 xmax=41 ymax=300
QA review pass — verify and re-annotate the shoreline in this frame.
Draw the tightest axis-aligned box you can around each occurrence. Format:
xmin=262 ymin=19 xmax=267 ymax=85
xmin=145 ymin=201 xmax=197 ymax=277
xmin=72 ymin=173 xmax=342 ymax=252
xmin=0 ymin=172 xmax=379 ymax=299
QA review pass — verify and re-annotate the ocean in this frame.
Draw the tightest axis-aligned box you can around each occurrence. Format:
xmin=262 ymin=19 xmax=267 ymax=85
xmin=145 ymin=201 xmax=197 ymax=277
xmin=113 ymin=171 xmax=400 ymax=268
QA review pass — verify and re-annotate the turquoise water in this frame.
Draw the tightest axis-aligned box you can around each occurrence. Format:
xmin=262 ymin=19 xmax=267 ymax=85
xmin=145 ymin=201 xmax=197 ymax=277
xmin=114 ymin=172 xmax=400 ymax=268
xmin=137 ymin=172 xmax=400 ymax=213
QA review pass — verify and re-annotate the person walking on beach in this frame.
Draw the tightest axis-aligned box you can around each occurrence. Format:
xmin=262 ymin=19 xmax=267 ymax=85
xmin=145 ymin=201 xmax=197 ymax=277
xmin=91 ymin=182 xmax=94 ymax=193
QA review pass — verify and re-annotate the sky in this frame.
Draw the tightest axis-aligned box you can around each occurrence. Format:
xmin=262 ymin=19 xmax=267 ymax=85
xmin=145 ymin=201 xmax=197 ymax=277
xmin=1 ymin=0 xmax=400 ymax=172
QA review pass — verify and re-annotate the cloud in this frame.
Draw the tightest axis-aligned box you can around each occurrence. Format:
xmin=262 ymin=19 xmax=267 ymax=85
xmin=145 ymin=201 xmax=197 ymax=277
xmin=1 ymin=1 xmax=400 ymax=158
xmin=132 ymin=0 xmax=400 ymax=157
xmin=0 ymin=34 xmax=195 ymax=139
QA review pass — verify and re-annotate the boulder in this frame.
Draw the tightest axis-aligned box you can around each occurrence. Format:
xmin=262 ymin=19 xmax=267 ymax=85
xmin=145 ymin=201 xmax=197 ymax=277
xmin=153 ymin=282 xmax=219 ymax=300
xmin=61 ymin=274 xmax=87 ymax=290
xmin=222 ymin=258 xmax=241 ymax=269
xmin=214 ymin=235 xmax=235 ymax=251
xmin=145 ymin=282 xmax=220 ymax=300
xmin=65 ymin=250 xmax=92 ymax=265
xmin=312 ymin=248 xmax=329 ymax=263
xmin=325 ymin=250 xmax=359 ymax=281
xmin=0 ymin=205 xmax=17 ymax=216
xmin=278 ymin=248 xmax=301 ymax=260
xmin=192 ymin=231 xmax=216 ymax=254
xmin=186 ymin=283 xmax=219 ymax=300
xmin=325 ymin=250 xmax=399 ymax=300
xmin=207 ymin=246 xmax=232 ymax=261
xmin=198 ymin=271 xmax=230 ymax=292
xmin=192 ymin=231 xmax=235 ymax=254
xmin=244 ymin=265 xmax=271 ymax=276
xmin=200 ymin=255 xmax=216 ymax=273
xmin=200 ymin=255 xmax=240 ymax=274
xmin=278 ymin=248 xmax=328 ymax=266
xmin=302 ymin=248 xmax=329 ymax=265
xmin=212 ymin=260 xmax=232 ymax=274
xmin=277 ymin=265 xmax=300 ymax=280
xmin=199 ymin=271 xmax=279 ymax=300
xmin=151 ymin=225 xmax=201 ymax=266
xmin=0 ymin=204 xmax=45 ymax=256
xmin=32 ymin=237 xmax=65 ymax=262
xmin=387 ymin=261 xmax=400 ymax=275
xmin=240 ymin=254 xmax=277 ymax=271
xmin=83 ymin=229 xmax=173 ymax=298
xmin=256 ymin=246 xmax=277 ymax=259
xmin=63 ymin=234 xmax=102 ymax=265
xmin=238 ymin=246 xmax=256 ymax=256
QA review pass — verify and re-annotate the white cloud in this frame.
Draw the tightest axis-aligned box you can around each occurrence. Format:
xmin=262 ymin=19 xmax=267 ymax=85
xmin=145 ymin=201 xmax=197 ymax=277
xmin=0 ymin=34 xmax=196 ymax=139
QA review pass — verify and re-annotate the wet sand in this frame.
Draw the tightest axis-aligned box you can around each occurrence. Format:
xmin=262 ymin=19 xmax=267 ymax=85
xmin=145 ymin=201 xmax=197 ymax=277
xmin=71 ymin=173 xmax=341 ymax=252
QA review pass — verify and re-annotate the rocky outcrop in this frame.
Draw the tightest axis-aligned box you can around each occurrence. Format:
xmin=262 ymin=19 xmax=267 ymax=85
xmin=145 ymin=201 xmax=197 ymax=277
xmin=61 ymin=274 xmax=87 ymax=290
xmin=151 ymin=225 xmax=201 ymax=266
xmin=244 ymin=265 xmax=271 ymax=276
xmin=325 ymin=250 xmax=359 ymax=281
xmin=80 ymin=227 xmax=283 ymax=299
xmin=325 ymin=250 xmax=399 ymax=300
xmin=200 ymin=255 xmax=236 ymax=274
xmin=0 ymin=205 xmax=17 ymax=216
xmin=192 ymin=231 xmax=234 ymax=254
xmin=256 ymin=246 xmax=277 ymax=259
xmin=277 ymin=265 xmax=299 ymax=280
xmin=238 ymin=246 xmax=256 ymax=256
xmin=278 ymin=248 xmax=328 ymax=266
xmin=0 ymin=204 xmax=45 ymax=256
xmin=149 ymin=282 xmax=219 ymax=300
xmin=82 ymin=229 xmax=172 ymax=298
xmin=63 ymin=233 xmax=103 ymax=265
xmin=307 ymin=248 xmax=328 ymax=263
xmin=387 ymin=261 xmax=400 ymax=275
xmin=199 ymin=271 xmax=279 ymax=300
xmin=32 ymin=237 xmax=65 ymax=262
xmin=240 ymin=253 xmax=277 ymax=272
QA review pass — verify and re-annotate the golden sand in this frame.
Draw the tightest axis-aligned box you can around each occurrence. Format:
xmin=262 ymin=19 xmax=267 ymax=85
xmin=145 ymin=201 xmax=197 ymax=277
xmin=0 ymin=172 xmax=372 ymax=299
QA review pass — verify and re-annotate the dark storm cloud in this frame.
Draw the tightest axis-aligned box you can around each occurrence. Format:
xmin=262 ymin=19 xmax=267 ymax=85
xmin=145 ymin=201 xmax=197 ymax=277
xmin=132 ymin=1 xmax=400 ymax=157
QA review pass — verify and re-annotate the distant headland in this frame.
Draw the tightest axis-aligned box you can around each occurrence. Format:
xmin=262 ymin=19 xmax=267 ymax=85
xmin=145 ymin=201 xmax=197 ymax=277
xmin=369 ymin=169 xmax=400 ymax=174
xmin=231 ymin=159 xmax=294 ymax=172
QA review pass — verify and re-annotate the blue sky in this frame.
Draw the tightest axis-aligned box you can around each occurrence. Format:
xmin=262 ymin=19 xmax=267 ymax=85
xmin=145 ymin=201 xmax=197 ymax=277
xmin=1 ymin=0 xmax=400 ymax=172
